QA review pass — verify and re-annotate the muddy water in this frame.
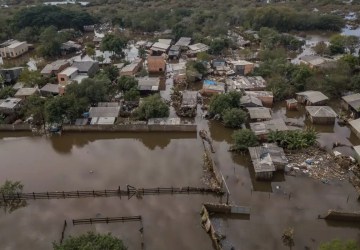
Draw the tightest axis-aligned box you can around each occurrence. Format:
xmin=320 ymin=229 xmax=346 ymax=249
xmin=1 ymin=93 xmax=360 ymax=248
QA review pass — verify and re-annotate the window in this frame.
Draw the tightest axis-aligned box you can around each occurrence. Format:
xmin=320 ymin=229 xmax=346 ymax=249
xmin=60 ymin=78 xmax=65 ymax=81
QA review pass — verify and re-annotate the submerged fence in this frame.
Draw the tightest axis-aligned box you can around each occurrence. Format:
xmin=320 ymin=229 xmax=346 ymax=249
xmin=72 ymin=216 xmax=142 ymax=225
xmin=0 ymin=185 xmax=223 ymax=202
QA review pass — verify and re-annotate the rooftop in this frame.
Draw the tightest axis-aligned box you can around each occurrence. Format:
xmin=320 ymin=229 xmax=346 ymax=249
xmin=137 ymin=77 xmax=160 ymax=91
xmin=158 ymin=39 xmax=172 ymax=45
xmin=72 ymin=61 xmax=98 ymax=73
xmin=245 ymin=91 xmax=273 ymax=98
xmin=59 ymin=67 xmax=78 ymax=76
xmin=250 ymin=119 xmax=288 ymax=136
xmin=297 ymin=91 xmax=329 ymax=104
xmin=240 ymin=95 xmax=263 ymax=107
xmin=151 ymin=42 xmax=171 ymax=52
xmin=203 ymin=80 xmax=225 ymax=93
xmin=14 ymin=87 xmax=38 ymax=97
xmin=247 ymin=107 xmax=272 ymax=120
xmin=72 ymin=74 xmax=88 ymax=83
xmin=350 ymin=118 xmax=360 ymax=133
xmin=89 ymin=106 xmax=120 ymax=118
xmin=41 ymin=60 xmax=69 ymax=74
xmin=305 ymin=106 xmax=337 ymax=118
xmin=181 ymin=91 xmax=198 ymax=107
xmin=175 ymin=37 xmax=192 ymax=47
xmin=97 ymin=102 xmax=120 ymax=107
xmin=41 ymin=83 xmax=59 ymax=94
xmin=300 ymin=55 xmax=333 ymax=66
xmin=249 ymin=143 xmax=288 ymax=173
xmin=228 ymin=76 xmax=266 ymax=90
xmin=188 ymin=43 xmax=209 ymax=53
xmin=342 ymin=93 xmax=360 ymax=111
xmin=0 ymin=97 xmax=22 ymax=109
xmin=229 ymin=60 xmax=254 ymax=66
xmin=90 ymin=117 xmax=116 ymax=125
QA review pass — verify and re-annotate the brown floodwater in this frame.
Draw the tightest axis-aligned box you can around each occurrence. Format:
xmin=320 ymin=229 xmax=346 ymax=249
xmin=0 ymin=102 xmax=360 ymax=249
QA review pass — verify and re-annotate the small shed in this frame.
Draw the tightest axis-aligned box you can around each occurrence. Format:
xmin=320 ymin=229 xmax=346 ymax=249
xmin=353 ymin=145 xmax=360 ymax=163
xmin=168 ymin=45 xmax=181 ymax=60
xmin=305 ymin=106 xmax=337 ymax=124
xmin=88 ymin=106 xmax=120 ymax=118
xmin=250 ymin=119 xmax=289 ymax=140
xmin=245 ymin=91 xmax=273 ymax=107
xmin=14 ymin=87 xmax=39 ymax=100
xmin=201 ymin=80 xmax=225 ymax=95
xmin=240 ymin=95 xmax=263 ymax=108
xmin=286 ymin=98 xmax=298 ymax=110
xmin=247 ymin=107 xmax=272 ymax=122
xmin=40 ymin=83 xmax=59 ymax=96
xmin=0 ymin=97 xmax=22 ymax=114
xmin=137 ymin=77 xmax=160 ymax=93
xmin=341 ymin=93 xmax=360 ymax=118
xmin=296 ymin=91 xmax=329 ymax=106
xmin=249 ymin=143 xmax=288 ymax=180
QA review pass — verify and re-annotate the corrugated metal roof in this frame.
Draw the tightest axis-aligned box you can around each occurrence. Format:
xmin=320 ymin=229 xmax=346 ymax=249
xmin=342 ymin=93 xmax=360 ymax=110
xmin=305 ymin=106 xmax=337 ymax=118
xmin=247 ymin=107 xmax=272 ymax=120
xmin=250 ymin=119 xmax=288 ymax=136
xmin=89 ymin=106 xmax=120 ymax=118
xmin=296 ymin=91 xmax=328 ymax=104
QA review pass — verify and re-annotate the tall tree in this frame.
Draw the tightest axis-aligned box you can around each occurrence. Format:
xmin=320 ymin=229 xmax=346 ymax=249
xmin=101 ymin=34 xmax=128 ymax=57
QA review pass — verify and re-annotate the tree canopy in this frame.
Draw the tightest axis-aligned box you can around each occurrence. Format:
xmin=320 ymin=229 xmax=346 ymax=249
xmin=208 ymin=91 xmax=242 ymax=118
xmin=101 ymin=34 xmax=128 ymax=57
xmin=135 ymin=94 xmax=169 ymax=120
xmin=53 ymin=232 xmax=127 ymax=250
xmin=318 ymin=239 xmax=359 ymax=250
xmin=231 ymin=129 xmax=259 ymax=151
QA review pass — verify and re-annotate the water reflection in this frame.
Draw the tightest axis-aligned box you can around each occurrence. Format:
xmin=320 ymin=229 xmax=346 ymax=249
xmin=1 ymin=199 xmax=27 ymax=214
xmin=49 ymin=132 xmax=197 ymax=154
xmin=208 ymin=120 xmax=233 ymax=143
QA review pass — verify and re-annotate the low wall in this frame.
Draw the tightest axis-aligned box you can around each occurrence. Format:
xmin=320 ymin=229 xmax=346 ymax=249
xmin=0 ymin=124 xmax=31 ymax=131
xmin=62 ymin=124 xmax=197 ymax=133
xmin=323 ymin=210 xmax=360 ymax=222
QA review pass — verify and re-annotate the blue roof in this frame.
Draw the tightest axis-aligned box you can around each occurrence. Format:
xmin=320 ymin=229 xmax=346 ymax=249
xmin=204 ymin=79 xmax=216 ymax=85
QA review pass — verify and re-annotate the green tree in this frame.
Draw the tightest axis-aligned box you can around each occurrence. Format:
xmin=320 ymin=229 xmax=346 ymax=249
xmin=134 ymin=94 xmax=169 ymax=120
xmin=53 ymin=232 xmax=127 ymax=250
xmin=45 ymin=95 xmax=87 ymax=124
xmin=138 ymin=47 xmax=147 ymax=59
xmin=103 ymin=66 xmax=119 ymax=82
xmin=37 ymin=26 xmax=63 ymax=58
xmin=0 ymin=86 xmax=16 ymax=99
xmin=18 ymin=69 xmax=46 ymax=88
xmin=209 ymin=37 xmax=229 ymax=55
xmin=101 ymin=34 xmax=127 ymax=57
xmin=0 ymin=180 xmax=27 ymax=213
xmin=116 ymin=76 xmax=138 ymax=92
xmin=124 ymin=87 xmax=140 ymax=101
xmin=222 ymin=108 xmax=247 ymax=128
xmin=231 ymin=129 xmax=259 ymax=151
xmin=85 ymin=44 xmax=95 ymax=58
xmin=21 ymin=95 xmax=46 ymax=128
xmin=329 ymin=34 xmax=346 ymax=55
xmin=345 ymin=36 xmax=359 ymax=54
xmin=313 ymin=41 xmax=329 ymax=56
xmin=318 ymin=239 xmax=359 ymax=250
xmin=208 ymin=91 xmax=242 ymax=117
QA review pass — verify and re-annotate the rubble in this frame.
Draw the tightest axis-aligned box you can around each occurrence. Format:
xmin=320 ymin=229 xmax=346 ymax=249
xmin=285 ymin=146 xmax=358 ymax=182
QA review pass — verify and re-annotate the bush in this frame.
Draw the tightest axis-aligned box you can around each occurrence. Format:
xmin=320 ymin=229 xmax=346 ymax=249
xmin=208 ymin=91 xmax=242 ymax=117
xmin=53 ymin=232 xmax=127 ymax=250
xmin=222 ymin=108 xmax=247 ymax=128
xmin=134 ymin=94 xmax=169 ymax=120
xmin=231 ymin=129 xmax=259 ymax=151
xmin=268 ymin=128 xmax=318 ymax=150
xmin=318 ymin=239 xmax=359 ymax=250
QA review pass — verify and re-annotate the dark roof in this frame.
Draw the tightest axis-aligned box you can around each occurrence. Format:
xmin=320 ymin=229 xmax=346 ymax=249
xmin=72 ymin=61 xmax=98 ymax=73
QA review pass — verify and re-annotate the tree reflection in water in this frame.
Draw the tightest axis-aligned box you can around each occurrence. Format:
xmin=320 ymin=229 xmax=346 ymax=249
xmin=0 ymin=180 xmax=27 ymax=213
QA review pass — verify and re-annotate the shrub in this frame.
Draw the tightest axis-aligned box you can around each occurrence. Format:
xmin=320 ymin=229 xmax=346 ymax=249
xmin=222 ymin=108 xmax=247 ymax=128
xmin=231 ymin=129 xmax=259 ymax=151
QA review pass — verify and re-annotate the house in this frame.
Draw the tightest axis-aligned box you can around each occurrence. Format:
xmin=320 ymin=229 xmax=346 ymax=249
xmin=72 ymin=61 xmax=99 ymax=77
xmin=240 ymin=95 xmax=263 ymax=108
xmin=0 ymin=97 xmax=22 ymax=114
xmin=0 ymin=39 xmax=28 ymax=58
xmin=341 ymin=93 xmax=360 ymax=118
xmin=175 ymin=37 xmax=192 ymax=50
xmin=120 ymin=59 xmax=143 ymax=76
xmin=168 ymin=45 xmax=181 ymax=60
xmin=178 ymin=91 xmax=198 ymax=117
xmin=245 ymin=91 xmax=274 ymax=107
xmin=187 ymin=43 xmax=209 ymax=56
xmin=250 ymin=119 xmax=289 ymax=140
xmin=249 ymin=143 xmax=288 ymax=180
xmin=296 ymin=91 xmax=329 ymax=106
xmin=299 ymin=55 xmax=336 ymax=69
xmin=89 ymin=104 xmax=121 ymax=125
xmin=57 ymin=67 xmax=80 ymax=86
xmin=228 ymin=76 xmax=267 ymax=91
xmin=286 ymin=99 xmax=298 ymax=110
xmin=150 ymin=40 xmax=171 ymax=55
xmin=61 ymin=40 xmax=82 ymax=55
xmin=201 ymin=79 xmax=225 ymax=95
xmin=247 ymin=107 xmax=272 ymax=122
xmin=14 ymin=87 xmax=39 ymax=100
xmin=350 ymin=118 xmax=360 ymax=139
xmin=40 ymin=60 xmax=70 ymax=77
xmin=147 ymin=56 xmax=166 ymax=74
xmin=228 ymin=60 xmax=254 ymax=75
xmin=305 ymin=106 xmax=337 ymax=124
xmin=40 ymin=83 xmax=60 ymax=96
xmin=353 ymin=145 xmax=360 ymax=162
xmin=169 ymin=62 xmax=187 ymax=84
xmin=0 ymin=67 xmax=23 ymax=83
xmin=137 ymin=77 xmax=160 ymax=93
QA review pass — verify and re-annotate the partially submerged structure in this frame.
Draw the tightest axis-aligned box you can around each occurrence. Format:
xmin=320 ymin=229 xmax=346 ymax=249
xmin=40 ymin=83 xmax=59 ymax=96
xmin=349 ymin=118 xmax=360 ymax=139
xmin=228 ymin=60 xmax=254 ymax=75
xmin=120 ymin=59 xmax=143 ymax=76
xmin=0 ymin=39 xmax=28 ymax=58
xmin=305 ymin=106 xmax=337 ymax=124
xmin=247 ymin=107 xmax=272 ymax=122
xmin=147 ymin=56 xmax=166 ymax=74
xmin=249 ymin=143 xmax=288 ymax=180
xmin=187 ymin=43 xmax=209 ymax=57
xmin=240 ymin=95 xmax=263 ymax=108
xmin=250 ymin=119 xmax=289 ymax=140
xmin=88 ymin=104 xmax=120 ymax=125
xmin=296 ymin=91 xmax=329 ymax=106
xmin=137 ymin=77 xmax=160 ymax=93
xmin=41 ymin=60 xmax=70 ymax=77
xmin=341 ymin=93 xmax=360 ymax=118
xmin=286 ymin=98 xmax=298 ymax=110
xmin=299 ymin=55 xmax=335 ymax=69
xmin=178 ymin=91 xmax=198 ymax=117
xmin=228 ymin=76 xmax=266 ymax=91
xmin=0 ymin=67 xmax=23 ymax=83
xmin=245 ymin=91 xmax=274 ymax=107
xmin=0 ymin=98 xmax=22 ymax=114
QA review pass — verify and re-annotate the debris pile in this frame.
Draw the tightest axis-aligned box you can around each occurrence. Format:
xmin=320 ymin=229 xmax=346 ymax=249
xmin=202 ymin=151 xmax=221 ymax=190
xmin=285 ymin=146 xmax=357 ymax=182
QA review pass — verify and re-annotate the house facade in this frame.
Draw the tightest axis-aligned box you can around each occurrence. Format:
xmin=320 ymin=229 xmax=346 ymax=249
xmin=0 ymin=40 xmax=28 ymax=58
